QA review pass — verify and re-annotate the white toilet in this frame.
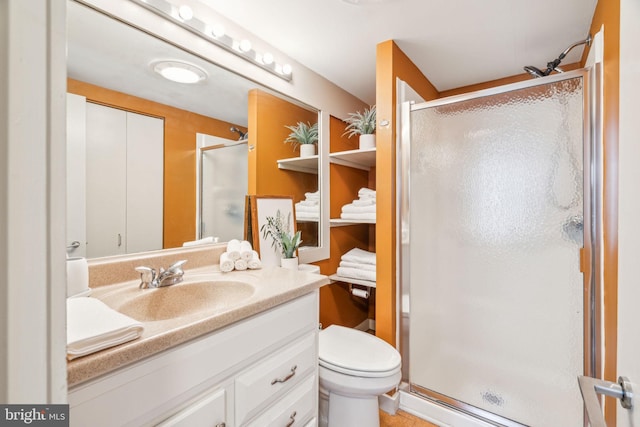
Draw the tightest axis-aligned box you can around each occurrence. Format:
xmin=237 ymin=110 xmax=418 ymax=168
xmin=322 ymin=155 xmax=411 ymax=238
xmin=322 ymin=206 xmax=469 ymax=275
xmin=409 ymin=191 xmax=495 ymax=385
xmin=318 ymin=325 xmax=402 ymax=427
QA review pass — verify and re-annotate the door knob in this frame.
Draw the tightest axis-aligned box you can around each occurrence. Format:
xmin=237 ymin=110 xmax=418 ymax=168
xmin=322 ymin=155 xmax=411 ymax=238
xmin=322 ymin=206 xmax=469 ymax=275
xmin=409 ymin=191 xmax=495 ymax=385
xmin=578 ymin=375 xmax=633 ymax=427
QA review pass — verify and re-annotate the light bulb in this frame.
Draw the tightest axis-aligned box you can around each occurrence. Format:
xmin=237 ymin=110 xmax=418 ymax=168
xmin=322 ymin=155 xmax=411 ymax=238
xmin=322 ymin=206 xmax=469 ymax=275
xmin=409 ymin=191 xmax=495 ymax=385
xmin=239 ymin=39 xmax=252 ymax=52
xmin=178 ymin=5 xmax=193 ymax=20
xmin=211 ymin=24 xmax=225 ymax=38
xmin=282 ymin=64 xmax=292 ymax=75
xmin=262 ymin=52 xmax=274 ymax=65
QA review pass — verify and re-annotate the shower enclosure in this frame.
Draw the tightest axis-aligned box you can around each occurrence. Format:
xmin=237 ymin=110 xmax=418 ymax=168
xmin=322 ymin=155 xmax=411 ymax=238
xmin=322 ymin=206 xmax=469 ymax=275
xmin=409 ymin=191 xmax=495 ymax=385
xmin=400 ymin=70 xmax=598 ymax=426
xmin=196 ymin=133 xmax=248 ymax=242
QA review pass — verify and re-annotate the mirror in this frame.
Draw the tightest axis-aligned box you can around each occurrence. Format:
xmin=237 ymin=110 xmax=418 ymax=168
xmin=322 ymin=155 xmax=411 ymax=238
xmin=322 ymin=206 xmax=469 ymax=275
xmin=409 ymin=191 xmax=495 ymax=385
xmin=66 ymin=0 xmax=324 ymax=260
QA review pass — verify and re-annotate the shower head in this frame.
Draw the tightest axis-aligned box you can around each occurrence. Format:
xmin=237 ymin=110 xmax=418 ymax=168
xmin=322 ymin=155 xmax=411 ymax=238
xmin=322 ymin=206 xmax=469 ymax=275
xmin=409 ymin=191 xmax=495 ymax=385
xmin=523 ymin=34 xmax=592 ymax=78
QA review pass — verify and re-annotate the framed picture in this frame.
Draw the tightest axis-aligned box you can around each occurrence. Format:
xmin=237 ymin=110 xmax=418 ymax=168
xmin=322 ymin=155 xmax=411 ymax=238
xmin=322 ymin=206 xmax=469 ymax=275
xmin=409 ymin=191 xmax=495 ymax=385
xmin=245 ymin=195 xmax=297 ymax=268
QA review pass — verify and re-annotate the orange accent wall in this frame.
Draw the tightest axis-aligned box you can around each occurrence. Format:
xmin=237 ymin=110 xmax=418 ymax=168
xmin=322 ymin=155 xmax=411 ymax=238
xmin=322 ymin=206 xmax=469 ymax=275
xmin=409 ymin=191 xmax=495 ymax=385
xmin=582 ymin=2 xmax=620 ymax=425
xmin=375 ymin=41 xmax=439 ymax=346
xmin=67 ymin=79 xmax=247 ymax=249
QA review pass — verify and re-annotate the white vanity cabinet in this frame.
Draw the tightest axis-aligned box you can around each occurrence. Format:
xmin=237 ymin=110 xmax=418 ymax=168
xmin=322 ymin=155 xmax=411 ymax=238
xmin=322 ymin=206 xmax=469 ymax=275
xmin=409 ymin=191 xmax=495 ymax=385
xmin=68 ymin=291 xmax=320 ymax=427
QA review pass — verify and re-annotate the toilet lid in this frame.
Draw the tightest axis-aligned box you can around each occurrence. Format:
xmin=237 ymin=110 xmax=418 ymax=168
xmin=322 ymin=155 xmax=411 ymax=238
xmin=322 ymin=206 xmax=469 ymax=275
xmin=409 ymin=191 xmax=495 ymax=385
xmin=319 ymin=325 xmax=401 ymax=375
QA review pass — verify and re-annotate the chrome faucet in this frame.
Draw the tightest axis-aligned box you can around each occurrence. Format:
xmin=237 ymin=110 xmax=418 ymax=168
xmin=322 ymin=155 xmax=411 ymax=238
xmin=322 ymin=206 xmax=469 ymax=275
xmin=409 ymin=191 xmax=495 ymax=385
xmin=135 ymin=260 xmax=187 ymax=289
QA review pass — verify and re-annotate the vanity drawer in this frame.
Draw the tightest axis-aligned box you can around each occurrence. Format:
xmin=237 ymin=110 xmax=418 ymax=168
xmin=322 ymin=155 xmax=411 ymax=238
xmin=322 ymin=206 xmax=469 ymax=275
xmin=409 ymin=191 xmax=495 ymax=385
xmin=236 ymin=333 xmax=317 ymax=425
xmin=245 ymin=374 xmax=316 ymax=427
xmin=156 ymin=386 xmax=226 ymax=427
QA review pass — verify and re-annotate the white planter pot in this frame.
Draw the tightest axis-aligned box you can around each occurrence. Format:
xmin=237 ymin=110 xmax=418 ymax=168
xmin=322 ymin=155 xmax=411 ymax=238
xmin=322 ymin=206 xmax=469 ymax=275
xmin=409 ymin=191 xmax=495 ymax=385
xmin=359 ymin=134 xmax=376 ymax=150
xmin=299 ymin=144 xmax=316 ymax=157
xmin=280 ymin=257 xmax=299 ymax=270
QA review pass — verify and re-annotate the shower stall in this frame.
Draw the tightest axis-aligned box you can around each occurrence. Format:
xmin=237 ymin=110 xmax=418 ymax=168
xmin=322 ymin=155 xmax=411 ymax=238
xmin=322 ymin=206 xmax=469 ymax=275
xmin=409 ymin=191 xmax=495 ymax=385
xmin=399 ymin=69 xmax=600 ymax=426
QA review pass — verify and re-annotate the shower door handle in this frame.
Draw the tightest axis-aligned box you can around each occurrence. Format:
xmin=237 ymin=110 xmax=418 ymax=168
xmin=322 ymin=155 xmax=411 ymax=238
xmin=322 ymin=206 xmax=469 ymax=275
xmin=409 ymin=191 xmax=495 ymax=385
xmin=577 ymin=375 xmax=633 ymax=427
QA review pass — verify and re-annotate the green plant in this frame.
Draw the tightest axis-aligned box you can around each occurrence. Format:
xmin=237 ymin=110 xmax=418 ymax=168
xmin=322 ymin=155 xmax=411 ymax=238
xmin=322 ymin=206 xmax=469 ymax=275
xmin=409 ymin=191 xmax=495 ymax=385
xmin=260 ymin=209 xmax=302 ymax=259
xmin=284 ymin=121 xmax=318 ymax=150
xmin=343 ymin=105 xmax=376 ymax=138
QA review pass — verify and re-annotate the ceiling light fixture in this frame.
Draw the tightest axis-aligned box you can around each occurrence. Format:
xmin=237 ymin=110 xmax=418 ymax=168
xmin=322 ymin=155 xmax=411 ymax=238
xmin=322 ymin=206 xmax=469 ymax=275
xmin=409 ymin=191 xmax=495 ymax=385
xmin=132 ymin=0 xmax=292 ymax=82
xmin=152 ymin=60 xmax=207 ymax=84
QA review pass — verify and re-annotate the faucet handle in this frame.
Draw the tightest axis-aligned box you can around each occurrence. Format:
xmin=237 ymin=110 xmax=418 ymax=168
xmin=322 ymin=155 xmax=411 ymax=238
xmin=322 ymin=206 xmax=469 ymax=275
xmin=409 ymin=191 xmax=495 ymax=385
xmin=167 ymin=260 xmax=187 ymax=273
xmin=135 ymin=266 xmax=156 ymax=289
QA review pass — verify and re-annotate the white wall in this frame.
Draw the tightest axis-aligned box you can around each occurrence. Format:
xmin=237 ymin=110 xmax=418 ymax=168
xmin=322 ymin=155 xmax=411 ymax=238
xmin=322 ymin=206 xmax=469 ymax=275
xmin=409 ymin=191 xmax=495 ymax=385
xmin=0 ymin=0 xmax=67 ymax=402
xmin=617 ymin=0 xmax=640 ymax=424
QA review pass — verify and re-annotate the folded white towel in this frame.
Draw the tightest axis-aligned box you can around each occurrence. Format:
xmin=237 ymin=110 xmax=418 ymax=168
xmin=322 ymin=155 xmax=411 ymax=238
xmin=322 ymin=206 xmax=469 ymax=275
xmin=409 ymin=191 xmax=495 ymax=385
xmin=341 ymin=247 xmax=376 ymax=265
xmin=336 ymin=266 xmax=376 ymax=283
xmin=219 ymin=252 xmax=234 ymax=272
xmin=341 ymin=203 xmax=376 ymax=214
xmin=296 ymin=204 xmax=320 ymax=213
xmin=340 ymin=212 xmax=376 ymax=221
xmin=248 ymin=250 xmax=262 ymax=270
xmin=234 ymin=259 xmax=248 ymax=271
xmin=352 ymin=198 xmax=376 ymax=206
xmin=358 ymin=188 xmax=376 ymax=199
xmin=296 ymin=212 xmax=319 ymax=220
xmin=182 ymin=236 xmax=214 ymax=247
xmin=339 ymin=260 xmax=377 ymax=272
xmin=298 ymin=199 xmax=318 ymax=207
xmin=226 ymin=239 xmax=241 ymax=261
xmin=239 ymin=240 xmax=253 ymax=261
xmin=67 ymin=298 xmax=144 ymax=360
xmin=305 ymin=191 xmax=320 ymax=200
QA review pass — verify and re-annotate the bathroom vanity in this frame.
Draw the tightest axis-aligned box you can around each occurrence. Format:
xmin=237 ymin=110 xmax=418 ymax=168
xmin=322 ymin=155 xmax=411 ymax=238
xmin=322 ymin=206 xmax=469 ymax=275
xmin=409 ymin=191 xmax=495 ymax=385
xmin=67 ymin=246 xmax=327 ymax=427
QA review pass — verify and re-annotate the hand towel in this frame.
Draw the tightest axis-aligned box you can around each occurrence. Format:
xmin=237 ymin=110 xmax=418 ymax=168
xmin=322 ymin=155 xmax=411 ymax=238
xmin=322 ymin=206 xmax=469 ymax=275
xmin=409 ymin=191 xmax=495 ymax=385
xmin=296 ymin=212 xmax=320 ymax=220
xmin=219 ymin=252 xmax=235 ymax=272
xmin=67 ymin=297 xmax=144 ymax=360
xmin=341 ymin=203 xmax=376 ymax=214
xmin=339 ymin=260 xmax=377 ymax=272
xmin=248 ymin=250 xmax=262 ymax=270
xmin=234 ymin=259 xmax=248 ymax=271
xmin=358 ymin=188 xmax=376 ymax=199
xmin=298 ymin=199 xmax=319 ymax=207
xmin=296 ymin=204 xmax=320 ymax=213
xmin=67 ymin=257 xmax=91 ymax=298
xmin=336 ymin=266 xmax=376 ymax=283
xmin=239 ymin=240 xmax=253 ymax=261
xmin=226 ymin=239 xmax=241 ymax=261
xmin=305 ymin=191 xmax=320 ymax=200
xmin=352 ymin=198 xmax=376 ymax=206
xmin=182 ymin=236 xmax=214 ymax=247
xmin=340 ymin=212 xmax=376 ymax=221
xmin=341 ymin=247 xmax=376 ymax=265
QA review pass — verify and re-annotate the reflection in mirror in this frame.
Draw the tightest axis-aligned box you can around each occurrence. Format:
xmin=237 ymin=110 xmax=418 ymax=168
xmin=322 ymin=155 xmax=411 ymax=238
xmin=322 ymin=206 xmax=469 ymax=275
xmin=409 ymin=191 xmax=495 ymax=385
xmin=65 ymin=0 xmax=323 ymax=260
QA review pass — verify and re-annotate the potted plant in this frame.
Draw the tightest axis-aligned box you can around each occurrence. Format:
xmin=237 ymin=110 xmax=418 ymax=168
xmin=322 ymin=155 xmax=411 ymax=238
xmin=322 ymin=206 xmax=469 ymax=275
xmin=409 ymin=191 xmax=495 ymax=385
xmin=343 ymin=105 xmax=376 ymax=149
xmin=284 ymin=121 xmax=318 ymax=157
xmin=260 ymin=209 xmax=302 ymax=269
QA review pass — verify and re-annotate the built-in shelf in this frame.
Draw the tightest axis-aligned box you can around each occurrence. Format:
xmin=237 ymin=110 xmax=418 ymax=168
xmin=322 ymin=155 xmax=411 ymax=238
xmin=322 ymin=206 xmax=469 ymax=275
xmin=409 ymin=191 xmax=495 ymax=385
xmin=277 ymin=155 xmax=318 ymax=174
xmin=329 ymin=274 xmax=376 ymax=288
xmin=330 ymin=218 xmax=376 ymax=227
xmin=297 ymin=217 xmax=319 ymax=223
xmin=329 ymin=148 xmax=376 ymax=171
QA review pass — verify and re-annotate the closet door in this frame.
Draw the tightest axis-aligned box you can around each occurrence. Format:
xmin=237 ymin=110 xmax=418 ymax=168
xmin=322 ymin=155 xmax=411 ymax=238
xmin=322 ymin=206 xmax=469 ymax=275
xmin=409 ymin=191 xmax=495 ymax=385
xmin=85 ymin=103 xmax=127 ymax=258
xmin=125 ymin=112 xmax=164 ymax=253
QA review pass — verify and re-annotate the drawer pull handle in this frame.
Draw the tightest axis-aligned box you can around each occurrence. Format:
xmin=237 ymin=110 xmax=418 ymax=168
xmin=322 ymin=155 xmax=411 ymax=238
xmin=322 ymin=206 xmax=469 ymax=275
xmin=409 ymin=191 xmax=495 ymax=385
xmin=285 ymin=411 xmax=297 ymax=427
xmin=271 ymin=365 xmax=297 ymax=385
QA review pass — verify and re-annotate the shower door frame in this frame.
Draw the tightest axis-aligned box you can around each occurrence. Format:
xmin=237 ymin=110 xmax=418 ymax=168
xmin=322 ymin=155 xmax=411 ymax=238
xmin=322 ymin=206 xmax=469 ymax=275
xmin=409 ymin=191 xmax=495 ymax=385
xmin=398 ymin=67 xmax=602 ymax=426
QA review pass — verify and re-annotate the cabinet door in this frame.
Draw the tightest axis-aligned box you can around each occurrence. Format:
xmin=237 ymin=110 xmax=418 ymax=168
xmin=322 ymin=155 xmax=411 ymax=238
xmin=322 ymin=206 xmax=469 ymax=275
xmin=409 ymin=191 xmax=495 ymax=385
xmin=125 ymin=111 xmax=164 ymax=253
xmin=85 ymin=103 xmax=127 ymax=258
xmin=66 ymin=93 xmax=87 ymax=257
xmin=156 ymin=387 xmax=226 ymax=427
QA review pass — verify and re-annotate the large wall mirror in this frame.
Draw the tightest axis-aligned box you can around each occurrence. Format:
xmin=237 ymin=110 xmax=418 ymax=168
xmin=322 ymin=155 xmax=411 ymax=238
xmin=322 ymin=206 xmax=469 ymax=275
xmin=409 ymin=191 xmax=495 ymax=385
xmin=66 ymin=0 xmax=328 ymax=262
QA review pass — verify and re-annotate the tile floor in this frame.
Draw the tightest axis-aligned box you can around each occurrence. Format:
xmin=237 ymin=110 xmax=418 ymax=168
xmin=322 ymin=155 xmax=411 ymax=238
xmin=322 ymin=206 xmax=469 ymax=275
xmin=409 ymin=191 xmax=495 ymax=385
xmin=379 ymin=409 xmax=438 ymax=427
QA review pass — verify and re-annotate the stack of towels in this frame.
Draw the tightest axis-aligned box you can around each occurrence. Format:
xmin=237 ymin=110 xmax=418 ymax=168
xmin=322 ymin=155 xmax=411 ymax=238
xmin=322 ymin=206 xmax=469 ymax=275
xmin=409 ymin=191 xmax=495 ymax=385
xmin=219 ymin=239 xmax=262 ymax=272
xmin=295 ymin=191 xmax=320 ymax=221
xmin=182 ymin=236 xmax=216 ymax=247
xmin=336 ymin=247 xmax=376 ymax=283
xmin=340 ymin=188 xmax=376 ymax=221
xmin=67 ymin=297 xmax=144 ymax=360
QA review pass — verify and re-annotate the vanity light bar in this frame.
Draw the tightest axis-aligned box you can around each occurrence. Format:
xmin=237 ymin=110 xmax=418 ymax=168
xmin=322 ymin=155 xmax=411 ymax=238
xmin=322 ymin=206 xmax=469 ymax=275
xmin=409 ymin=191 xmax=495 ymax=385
xmin=131 ymin=0 xmax=293 ymax=81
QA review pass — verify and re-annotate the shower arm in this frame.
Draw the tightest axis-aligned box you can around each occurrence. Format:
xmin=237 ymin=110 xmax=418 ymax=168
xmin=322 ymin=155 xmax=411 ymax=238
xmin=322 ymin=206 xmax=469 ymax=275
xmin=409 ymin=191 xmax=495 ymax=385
xmin=546 ymin=34 xmax=593 ymax=74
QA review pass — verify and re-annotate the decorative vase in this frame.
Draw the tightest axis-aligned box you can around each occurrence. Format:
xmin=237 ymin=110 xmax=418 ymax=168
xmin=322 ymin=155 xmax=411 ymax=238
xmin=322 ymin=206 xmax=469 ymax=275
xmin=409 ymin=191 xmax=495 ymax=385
xmin=280 ymin=257 xmax=299 ymax=270
xmin=359 ymin=134 xmax=376 ymax=150
xmin=299 ymin=144 xmax=316 ymax=158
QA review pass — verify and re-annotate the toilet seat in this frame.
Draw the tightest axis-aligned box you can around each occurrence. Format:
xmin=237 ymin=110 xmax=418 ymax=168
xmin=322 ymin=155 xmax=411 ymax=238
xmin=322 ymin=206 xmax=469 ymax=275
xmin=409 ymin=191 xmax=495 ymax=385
xmin=319 ymin=325 xmax=401 ymax=378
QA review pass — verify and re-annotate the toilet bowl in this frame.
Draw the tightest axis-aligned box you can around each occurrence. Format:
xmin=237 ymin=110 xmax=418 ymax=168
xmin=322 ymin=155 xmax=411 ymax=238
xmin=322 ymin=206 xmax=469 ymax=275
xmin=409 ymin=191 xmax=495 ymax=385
xmin=318 ymin=325 xmax=402 ymax=427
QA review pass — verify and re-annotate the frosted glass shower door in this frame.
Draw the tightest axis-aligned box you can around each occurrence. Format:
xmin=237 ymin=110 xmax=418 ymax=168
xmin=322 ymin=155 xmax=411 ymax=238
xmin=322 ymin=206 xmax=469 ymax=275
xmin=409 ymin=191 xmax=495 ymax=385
xmin=407 ymin=76 xmax=587 ymax=426
xmin=200 ymin=143 xmax=248 ymax=242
